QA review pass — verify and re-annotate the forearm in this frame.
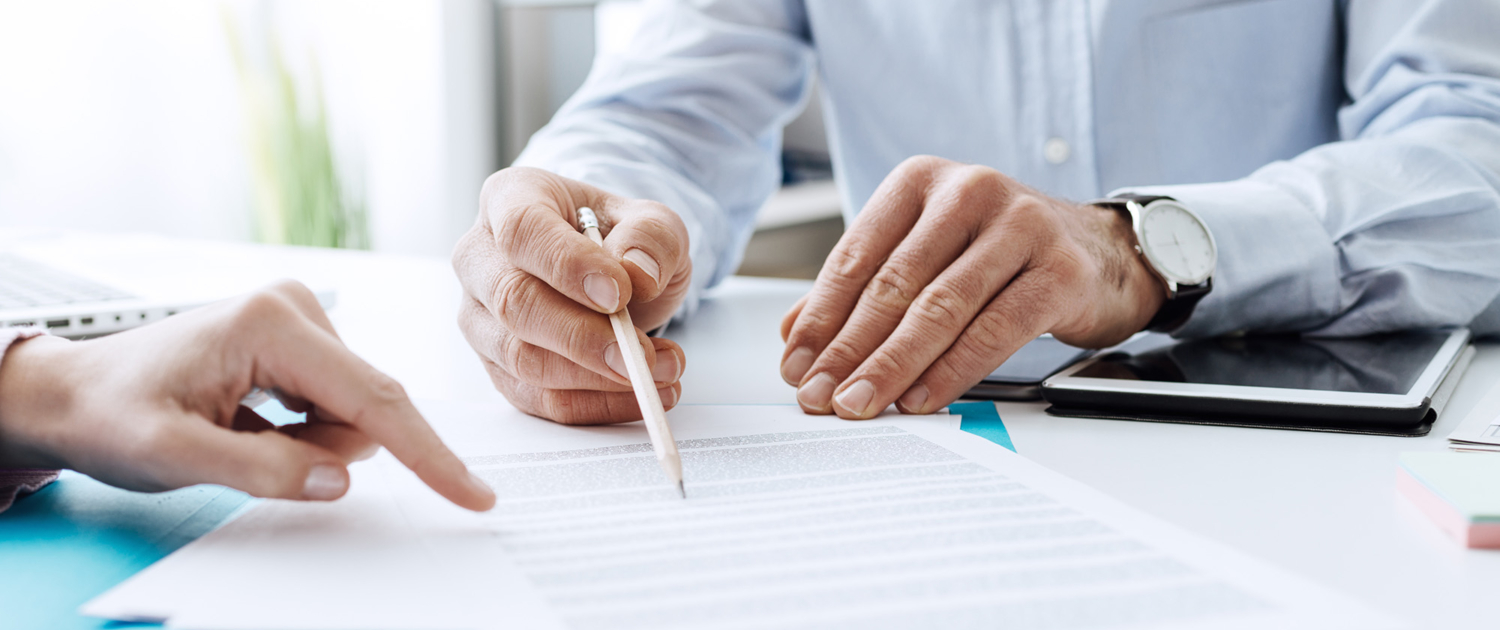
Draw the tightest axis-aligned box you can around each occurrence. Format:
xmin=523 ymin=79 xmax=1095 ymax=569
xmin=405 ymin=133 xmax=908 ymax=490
xmin=1122 ymin=0 xmax=1500 ymax=337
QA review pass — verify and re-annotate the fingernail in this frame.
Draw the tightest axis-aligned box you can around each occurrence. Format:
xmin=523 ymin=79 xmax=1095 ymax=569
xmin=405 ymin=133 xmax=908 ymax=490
xmin=623 ymin=248 xmax=661 ymax=288
xmin=584 ymin=273 xmax=620 ymax=312
xmin=797 ymin=373 xmax=836 ymax=411
xmin=659 ymin=385 xmax=678 ymax=407
xmin=781 ymin=347 xmax=814 ymax=385
xmin=835 ymin=379 xmax=877 ymax=417
xmin=652 ymin=350 xmax=680 ymax=383
xmin=899 ymin=383 xmax=929 ymax=413
xmin=604 ymin=343 xmax=629 ymax=380
xmin=302 ymin=464 xmax=348 ymax=501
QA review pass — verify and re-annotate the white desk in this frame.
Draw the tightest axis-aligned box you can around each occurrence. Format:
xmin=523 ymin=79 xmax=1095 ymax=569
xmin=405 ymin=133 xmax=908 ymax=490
xmin=12 ymin=231 xmax=1500 ymax=629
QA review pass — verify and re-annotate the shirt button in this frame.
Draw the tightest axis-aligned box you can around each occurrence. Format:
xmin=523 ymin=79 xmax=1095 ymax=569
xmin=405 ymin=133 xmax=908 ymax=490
xmin=1043 ymin=137 xmax=1070 ymax=165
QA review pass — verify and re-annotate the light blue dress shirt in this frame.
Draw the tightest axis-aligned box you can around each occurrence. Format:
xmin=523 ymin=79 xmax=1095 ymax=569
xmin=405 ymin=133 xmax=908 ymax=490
xmin=516 ymin=0 xmax=1500 ymax=338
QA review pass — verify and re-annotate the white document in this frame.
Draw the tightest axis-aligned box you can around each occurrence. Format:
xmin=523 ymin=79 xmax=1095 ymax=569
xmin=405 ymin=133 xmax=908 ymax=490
xmin=87 ymin=401 xmax=1395 ymax=629
xmin=395 ymin=403 xmax=1393 ymax=630
xmin=1446 ymin=378 xmax=1500 ymax=450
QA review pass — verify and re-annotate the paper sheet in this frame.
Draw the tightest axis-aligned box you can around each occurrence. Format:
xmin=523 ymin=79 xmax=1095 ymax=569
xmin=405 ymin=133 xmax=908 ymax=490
xmin=1447 ymin=377 xmax=1500 ymax=450
xmin=86 ymin=401 xmax=1394 ymax=629
xmin=395 ymin=403 xmax=1392 ymax=630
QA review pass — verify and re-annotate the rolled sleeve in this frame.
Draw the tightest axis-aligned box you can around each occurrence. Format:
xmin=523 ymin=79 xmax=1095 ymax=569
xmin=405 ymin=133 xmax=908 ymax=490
xmin=0 ymin=327 xmax=57 ymax=514
xmin=1116 ymin=0 xmax=1500 ymax=338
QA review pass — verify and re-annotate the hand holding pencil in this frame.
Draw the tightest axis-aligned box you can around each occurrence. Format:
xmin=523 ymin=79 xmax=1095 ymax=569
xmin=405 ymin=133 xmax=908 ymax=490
xmin=452 ymin=167 xmax=693 ymax=425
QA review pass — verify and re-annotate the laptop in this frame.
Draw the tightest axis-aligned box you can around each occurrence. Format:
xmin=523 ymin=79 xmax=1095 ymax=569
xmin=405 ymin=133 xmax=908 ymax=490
xmin=0 ymin=252 xmax=333 ymax=339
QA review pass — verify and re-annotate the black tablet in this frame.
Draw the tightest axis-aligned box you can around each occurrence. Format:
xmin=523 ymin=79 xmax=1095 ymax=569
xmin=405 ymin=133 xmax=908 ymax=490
xmin=966 ymin=335 xmax=1094 ymax=401
xmin=1040 ymin=329 xmax=1472 ymax=432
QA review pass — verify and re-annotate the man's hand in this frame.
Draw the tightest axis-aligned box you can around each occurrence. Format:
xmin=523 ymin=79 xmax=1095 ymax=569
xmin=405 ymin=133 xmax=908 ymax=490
xmin=779 ymin=156 xmax=1165 ymax=419
xmin=453 ymin=167 xmax=692 ymax=424
xmin=0 ymin=281 xmax=497 ymax=511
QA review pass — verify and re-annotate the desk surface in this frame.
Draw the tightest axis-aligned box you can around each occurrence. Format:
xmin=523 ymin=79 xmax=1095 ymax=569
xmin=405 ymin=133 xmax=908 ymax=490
xmin=5 ymin=231 xmax=1500 ymax=630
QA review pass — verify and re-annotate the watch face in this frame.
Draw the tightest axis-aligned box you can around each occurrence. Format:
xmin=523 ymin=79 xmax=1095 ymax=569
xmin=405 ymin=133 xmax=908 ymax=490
xmin=1139 ymin=201 xmax=1216 ymax=284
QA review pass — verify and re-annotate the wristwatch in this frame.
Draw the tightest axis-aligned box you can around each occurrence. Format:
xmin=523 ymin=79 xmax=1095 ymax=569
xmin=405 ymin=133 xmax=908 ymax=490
xmin=1088 ymin=194 xmax=1217 ymax=332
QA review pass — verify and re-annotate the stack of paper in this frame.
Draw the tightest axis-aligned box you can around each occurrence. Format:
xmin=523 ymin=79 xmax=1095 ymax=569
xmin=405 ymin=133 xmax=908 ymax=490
xmin=85 ymin=401 xmax=1396 ymax=629
xmin=1445 ymin=380 xmax=1500 ymax=452
xmin=1397 ymin=452 xmax=1500 ymax=548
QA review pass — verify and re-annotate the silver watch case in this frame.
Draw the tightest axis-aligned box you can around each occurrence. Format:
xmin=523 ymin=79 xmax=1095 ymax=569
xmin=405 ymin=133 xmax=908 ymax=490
xmin=1113 ymin=198 xmax=1217 ymax=299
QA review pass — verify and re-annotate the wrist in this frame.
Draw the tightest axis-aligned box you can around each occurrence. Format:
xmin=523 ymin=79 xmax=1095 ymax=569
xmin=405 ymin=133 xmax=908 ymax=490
xmin=1092 ymin=202 xmax=1167 ymax=336
xmin=0 ymin=335 xmax=78 ymax=469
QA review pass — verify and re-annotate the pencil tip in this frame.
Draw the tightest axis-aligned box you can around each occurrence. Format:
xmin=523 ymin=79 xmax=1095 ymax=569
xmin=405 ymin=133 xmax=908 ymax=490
xmin=677 ymin=481 xmax=686 ymax=499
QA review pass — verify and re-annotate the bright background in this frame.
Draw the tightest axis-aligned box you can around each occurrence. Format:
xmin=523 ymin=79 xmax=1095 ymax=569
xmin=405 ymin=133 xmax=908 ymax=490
xmin=0 ymin=0 xmax=839 ymax=271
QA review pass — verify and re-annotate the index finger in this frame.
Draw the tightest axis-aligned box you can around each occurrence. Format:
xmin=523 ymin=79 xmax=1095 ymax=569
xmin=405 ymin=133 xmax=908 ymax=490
xmin=780 ymin=157 xmax=938 ymax=386
xmin=480 ymin=168 xmax=634 ymax=314
xmin=249 ymin=303 xmax=496 ymax=511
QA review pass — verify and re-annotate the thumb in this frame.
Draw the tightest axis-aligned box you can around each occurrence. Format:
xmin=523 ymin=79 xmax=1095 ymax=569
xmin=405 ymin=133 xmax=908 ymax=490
xmin=597 ymin=197 xmax=690 ymax=305
xmin=152 ymin=414 xmax=352 ymax=501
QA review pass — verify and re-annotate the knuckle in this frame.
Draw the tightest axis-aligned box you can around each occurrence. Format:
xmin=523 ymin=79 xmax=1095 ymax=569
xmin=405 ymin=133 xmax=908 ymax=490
xmin=537 ymin=390 xmax=601 ymax=425
xmin=271 ymin=280 xmax=320 ymax=313
xmin=820 ymin=245 xmax=865 ymax=282
xmin=785 ymin=312 xmax=834 ymax=350
xmin=480 ymin=169 xmax=508 ymax=197
xmin=896 ymin=154 xmax=948 ymax=177
xmin=863 ymin=264 xmax=921 ymax=309
xmin=480 ymin=167 xmax=537 ymax=203
xmin=964 ymin=318 xmax=1010 ymax=358
xmin=557 ymin=320 xmax=597 ymax=360
xmin=1003 ymin=193 xmax=1053 ymax=228
xmin=234 ymin=289 xmax=299 ymax=328
xmin=934 ymin=166 xmax=1007 ymax=222
xmin=489 ymin=268 xmax=539 ymax=330
xmin=365 ymin=373 xmax=409 ymax=408
xmin=504 ymin=338 xmax=548 ymax=386
xmin=815 ymin=338 xmax=868 ymax=373
xmin=910 ymin=283 xmax=974 ymax=331
xmin=927 ymin=356 xmax=976 ymax=394
xmin=862 ymin=351 xmax=908 ymax=379
xmin=495 ymin=203 xmax=555 ymax=260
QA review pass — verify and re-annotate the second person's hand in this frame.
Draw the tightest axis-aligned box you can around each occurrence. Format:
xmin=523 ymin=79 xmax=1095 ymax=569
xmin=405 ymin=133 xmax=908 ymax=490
xmin=779 ymin=156 xmax=1166 ymax=419
xmin=0 ymin=281 xmax=497 ymax=511
xmin=453 ymin=167 xmax=692 ymax=424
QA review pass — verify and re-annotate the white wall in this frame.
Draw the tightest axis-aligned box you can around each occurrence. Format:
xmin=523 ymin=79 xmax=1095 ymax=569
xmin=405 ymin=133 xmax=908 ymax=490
xmin=0 ymin=0 xmax=498 ymax=257
xmin=0 ymin=1 xmax=250 ymax=241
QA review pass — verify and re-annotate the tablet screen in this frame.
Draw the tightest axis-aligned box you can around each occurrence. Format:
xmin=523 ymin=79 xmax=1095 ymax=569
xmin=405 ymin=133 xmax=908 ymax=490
xmin=1073 ymin=331 xmax=1453 ymax=395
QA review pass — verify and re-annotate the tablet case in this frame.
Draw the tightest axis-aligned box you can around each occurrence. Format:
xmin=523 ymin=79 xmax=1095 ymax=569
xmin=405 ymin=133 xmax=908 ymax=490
xmin=1043 ymin=405 xmax=1436 ymax=437
xmin=1044 ymin=345 xmax=1474 ymax=438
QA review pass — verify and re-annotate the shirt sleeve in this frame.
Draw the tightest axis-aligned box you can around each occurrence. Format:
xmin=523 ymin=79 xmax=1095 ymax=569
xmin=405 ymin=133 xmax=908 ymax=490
xmin=0 ymin=327 xmax=57 ymax=514
xmin=1121 ymin=0 xmax=1500 ymax=338
xmin=512 ymin=0 xmax=816 ymax=318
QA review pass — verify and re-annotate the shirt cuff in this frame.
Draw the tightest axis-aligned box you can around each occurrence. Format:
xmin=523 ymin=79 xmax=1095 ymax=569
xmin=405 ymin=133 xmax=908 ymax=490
xmin=1112 ymin=179 xmax=1342 ymax=337
xmin=0 ymin=327 xmax=57 ymax=513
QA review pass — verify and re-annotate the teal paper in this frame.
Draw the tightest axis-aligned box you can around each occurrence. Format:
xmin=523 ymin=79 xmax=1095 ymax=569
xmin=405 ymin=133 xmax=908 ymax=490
xmin=0 ymin=400 xmax=293 ymax=629
xmin=0 ymin=473 xmax=252 ymax=629
xmin=954 ymin=401 xmax=1015 ymax=452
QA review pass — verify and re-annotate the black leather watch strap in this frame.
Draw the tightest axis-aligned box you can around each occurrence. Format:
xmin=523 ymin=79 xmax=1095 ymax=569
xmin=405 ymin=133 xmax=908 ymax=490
xmin=1145 ymin=278 xmax=1210 ymax=332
